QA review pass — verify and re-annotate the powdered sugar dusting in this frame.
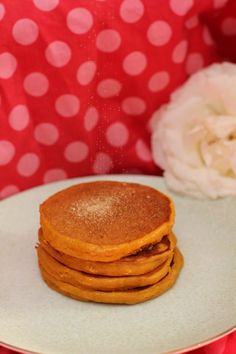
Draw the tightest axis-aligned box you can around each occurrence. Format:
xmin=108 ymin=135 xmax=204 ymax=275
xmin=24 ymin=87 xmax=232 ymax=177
xmin=69 ymin=194 xmax=121 ymax=219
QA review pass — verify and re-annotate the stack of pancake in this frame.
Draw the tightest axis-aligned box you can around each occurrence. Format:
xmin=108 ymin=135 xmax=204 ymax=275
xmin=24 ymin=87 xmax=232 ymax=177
xmin=37 ymin=181 xmax=183 ymax=304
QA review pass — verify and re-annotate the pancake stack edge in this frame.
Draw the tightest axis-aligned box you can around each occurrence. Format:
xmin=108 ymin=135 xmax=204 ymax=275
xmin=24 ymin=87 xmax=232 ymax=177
xmin=37 ymin=181 xmax=183 ymax=304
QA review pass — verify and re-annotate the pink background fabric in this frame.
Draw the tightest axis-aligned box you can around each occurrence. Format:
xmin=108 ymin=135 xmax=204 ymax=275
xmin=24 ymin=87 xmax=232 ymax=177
xmin=0 ymin=0 xmax=235 ymax=353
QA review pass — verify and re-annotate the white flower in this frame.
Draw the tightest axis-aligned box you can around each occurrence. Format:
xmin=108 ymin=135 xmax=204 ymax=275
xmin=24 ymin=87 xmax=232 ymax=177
xmin=151 ymin=62 xmax=236 ymax=199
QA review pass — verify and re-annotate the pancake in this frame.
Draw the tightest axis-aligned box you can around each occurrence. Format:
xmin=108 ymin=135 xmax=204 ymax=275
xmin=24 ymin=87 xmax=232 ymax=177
xmin=38 ymin=245 xmax=174 ymax=291
xmin=39 ymin=229 xmax=176 ymax=276
xmin=40 ymin=181 xmax=175 ymax=262
xmin=39 ymin=248 xmax=183 ymax=304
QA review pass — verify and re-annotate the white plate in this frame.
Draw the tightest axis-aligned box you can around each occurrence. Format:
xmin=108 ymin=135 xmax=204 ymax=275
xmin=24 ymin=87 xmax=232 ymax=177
xmin=0 ymin=175 xmax=235 ymax=354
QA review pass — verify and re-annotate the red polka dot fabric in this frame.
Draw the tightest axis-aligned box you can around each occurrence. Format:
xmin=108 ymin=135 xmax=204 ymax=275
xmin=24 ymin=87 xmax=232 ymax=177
xmin=0 ymin=0 xmax=236 ymax=352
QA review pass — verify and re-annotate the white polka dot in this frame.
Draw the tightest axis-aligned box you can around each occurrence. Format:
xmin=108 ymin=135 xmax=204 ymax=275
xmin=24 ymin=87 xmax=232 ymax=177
xmin=96 ymin=29 xmax=121 ymax=52
xmin=172 ymin=40 xmax=188 ymax=63
xmin=186 ymin=53 xmax=204 ymax=75
xmin=64 ymin=141 xmax=89 ymax=163
xmin=0 ymin=140 xmax=15 ymax=165
xmin=17 ymin=153 xmax=40 ymax=176
xmin=0 ymin=52 xmax=17 ymax=79
xmin=214 ymin=0 xmax=228 ymax=9
xmin=148 ymin=71 xmax=170 ymax=92
xmin=0 ymin=185 xmax=19 ymax=199
xmin=106 ymin=122 xmax=129 ymax=147
xmin=93 ymin=152 xmax=113 ymax=174
xmin=170 ymin=0 xmax=193 ymax=16
xmin=24 ymin=72 xmax=49 ymax=97
xmin=185 ymin=16 xmax=198 ymax=29
xmin=97 ymin=79 xmax=122 ymax=98
xmin=45 ymin=41 xmax=71 ymax=67
xmin=147 ymin=21 xmax=172 ymax=46
xmin=9 ymin=105 xmax=30 ymax=131
xmin=77 ymin=61 xmax=96 ymax=85
xmin=123 ymin=51 xmax=147 ymax=76
xmin=135 ymin=139 xmax=152 ymax=162
xmin=203 ymin=27 xmax=214 ymax=45
xmin=33 ymin=0 xmax=59 ymax=11
xmin=221 ymin=17 xmax=236 ymax=36
xmin=55 ymin=94 xmax=80 ymax=117
xmin=122 ymin=97 xmax=146 ymax=115
xmin=67 ymin=8 xmax=93 ymax=34
xmin=34 ymin=123 xmax=59 ymax=145
xmin=84 ymin=106 xmax=99 ymax=131
xmin=120 ymin=0 xmax=144 ymax=23
xmin=43 ymin=169 xmax=67 ymax=183
xmin=0 ymin=3 xmax=5 ymax=21
xmin=12 ymin=19 xmax=39 ymax=45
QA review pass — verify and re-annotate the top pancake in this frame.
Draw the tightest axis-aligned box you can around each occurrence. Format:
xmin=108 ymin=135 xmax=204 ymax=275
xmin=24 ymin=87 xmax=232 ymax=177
xmin=40 ymin=181 xmax=175 ymax=261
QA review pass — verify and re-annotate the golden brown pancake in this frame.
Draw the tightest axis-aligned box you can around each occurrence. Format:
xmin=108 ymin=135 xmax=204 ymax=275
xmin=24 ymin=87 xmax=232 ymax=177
xmin=40 ymin=181 xmax=175 ymax=261
xmin=39 ymin=229 xmax=176 ymax=276
xmin=38 ymin=245 xmax=174 ymax=291
xmin=39 ymin=248 xmax=183 ymax=304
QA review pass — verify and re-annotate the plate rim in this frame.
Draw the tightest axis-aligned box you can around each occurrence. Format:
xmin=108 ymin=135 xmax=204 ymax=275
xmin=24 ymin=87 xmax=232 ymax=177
xmin=1 ymin=326 xmax=235 ymax=354
xmin=0 ymin=174 xmax=236 ymax=354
